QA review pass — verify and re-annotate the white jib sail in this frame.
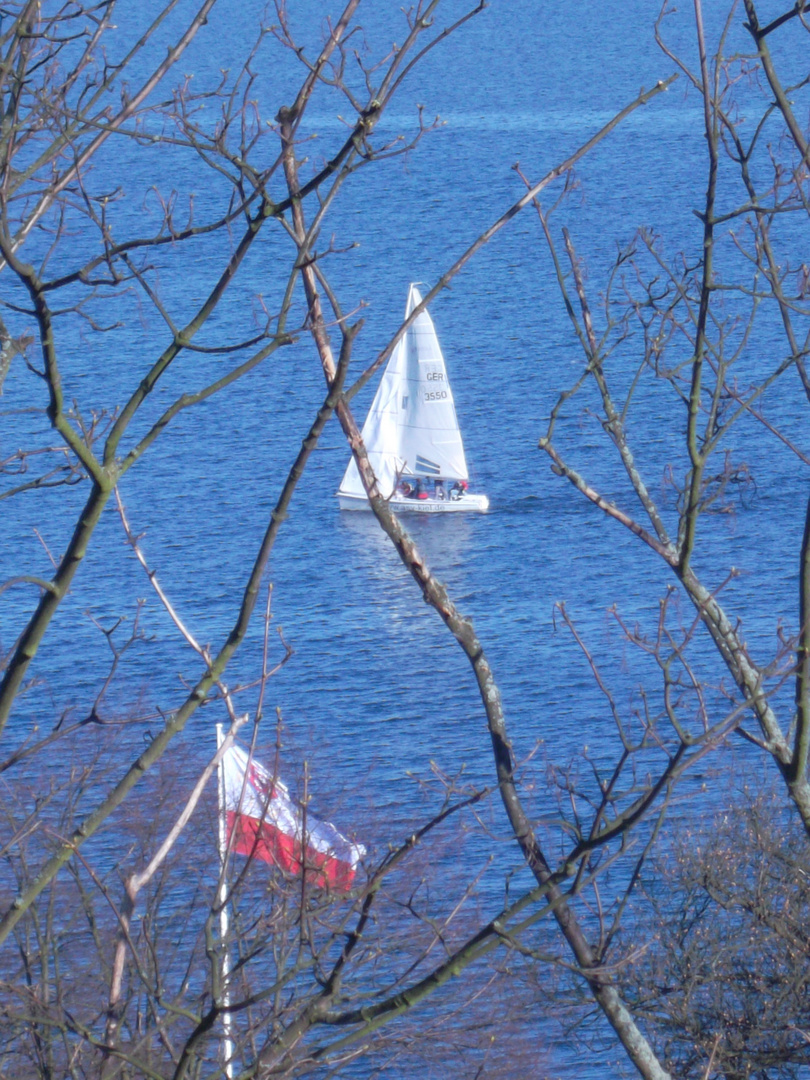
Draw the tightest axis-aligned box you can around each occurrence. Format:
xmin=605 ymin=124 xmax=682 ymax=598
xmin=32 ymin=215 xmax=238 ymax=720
xmin=340 ymin=285 xmax=469 ymax=498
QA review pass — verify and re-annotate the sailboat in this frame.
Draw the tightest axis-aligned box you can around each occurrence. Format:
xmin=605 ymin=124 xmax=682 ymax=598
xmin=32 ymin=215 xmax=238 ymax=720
xmin=337 ymin=284 xmax=489 ymax=513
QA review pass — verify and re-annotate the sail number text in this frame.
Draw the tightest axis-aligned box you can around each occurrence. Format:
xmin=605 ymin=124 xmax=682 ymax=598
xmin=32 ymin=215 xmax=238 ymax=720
xmin=424 ymin=370 xmax=448 ymax=402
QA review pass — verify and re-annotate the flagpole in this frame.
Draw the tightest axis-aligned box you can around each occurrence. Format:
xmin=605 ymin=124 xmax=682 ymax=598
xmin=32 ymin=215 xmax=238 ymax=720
xmin=216 ymin=723 xmax=235 ymax=1080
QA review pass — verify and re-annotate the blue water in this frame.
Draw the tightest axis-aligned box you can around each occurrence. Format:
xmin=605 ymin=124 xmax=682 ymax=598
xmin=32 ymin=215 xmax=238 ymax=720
xmin=1 ymin=1 xmax=809 ymax=1076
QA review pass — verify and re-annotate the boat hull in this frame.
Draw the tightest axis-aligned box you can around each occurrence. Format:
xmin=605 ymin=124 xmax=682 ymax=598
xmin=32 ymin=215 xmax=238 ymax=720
xmin=337 ymin=491 xmax=489 ymax=513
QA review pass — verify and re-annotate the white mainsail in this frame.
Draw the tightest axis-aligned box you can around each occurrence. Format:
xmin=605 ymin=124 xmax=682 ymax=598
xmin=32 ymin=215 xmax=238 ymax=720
xmin=340 ymin=285 xmax=469 ymax=499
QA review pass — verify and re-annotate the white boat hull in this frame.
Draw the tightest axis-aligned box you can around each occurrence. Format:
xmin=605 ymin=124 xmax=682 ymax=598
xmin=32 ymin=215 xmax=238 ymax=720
xmin=338 ymin=491 xmax=489 ymax=514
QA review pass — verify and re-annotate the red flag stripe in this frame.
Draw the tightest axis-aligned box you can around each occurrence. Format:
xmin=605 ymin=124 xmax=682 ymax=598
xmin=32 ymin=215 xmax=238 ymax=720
xmin=226 ymin=811 xmax=359 ymax=891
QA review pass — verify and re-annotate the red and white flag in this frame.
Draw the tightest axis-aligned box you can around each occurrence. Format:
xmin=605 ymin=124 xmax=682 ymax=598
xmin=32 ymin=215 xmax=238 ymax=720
xmin=221 ymin=743 xmax=365 ymax=892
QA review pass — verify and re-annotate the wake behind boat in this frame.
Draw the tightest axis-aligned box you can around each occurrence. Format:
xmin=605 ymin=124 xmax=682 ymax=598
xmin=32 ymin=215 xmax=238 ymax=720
xmin=337 ymin=284 xmax=488 ymax=513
